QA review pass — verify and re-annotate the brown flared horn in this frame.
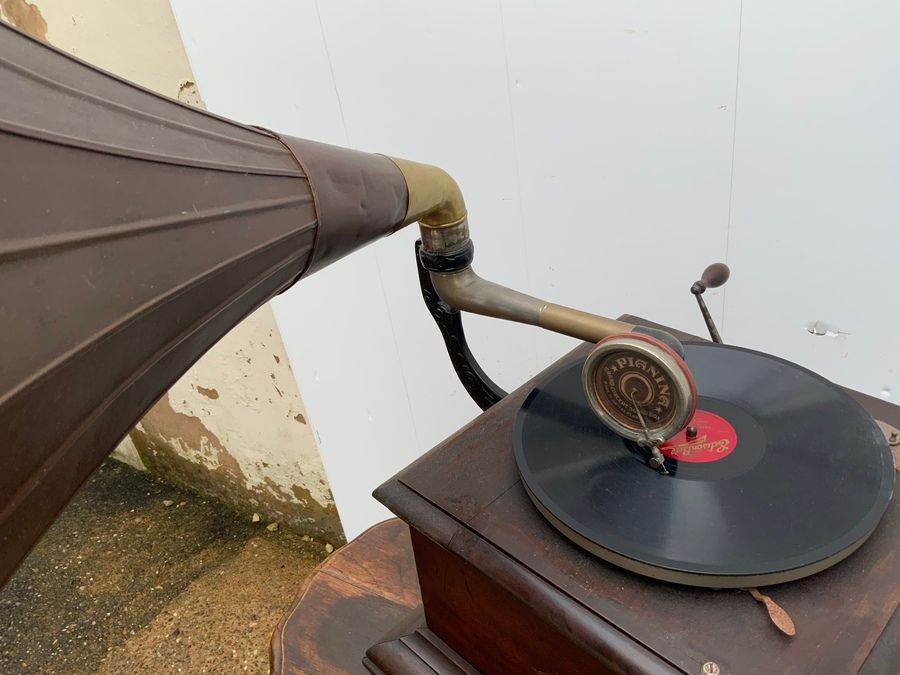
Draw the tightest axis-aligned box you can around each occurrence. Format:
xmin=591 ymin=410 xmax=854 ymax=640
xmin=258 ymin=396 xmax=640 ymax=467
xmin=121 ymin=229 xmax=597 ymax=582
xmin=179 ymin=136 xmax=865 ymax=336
xmin=0 ymin=23 xmax=409 ymax=586
xmin=1 ymin=22 xmax=684 ymax=586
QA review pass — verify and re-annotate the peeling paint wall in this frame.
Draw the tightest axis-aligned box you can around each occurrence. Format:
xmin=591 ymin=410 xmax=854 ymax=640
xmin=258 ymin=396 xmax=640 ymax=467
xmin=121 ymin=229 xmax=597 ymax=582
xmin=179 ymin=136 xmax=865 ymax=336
xmin=1 ymin=1 xmax=344 ymax=543
xmin=128 ymin=306 xmax=340 ymax=540
xmin=0 ymin=0 xmax=46 ymax=40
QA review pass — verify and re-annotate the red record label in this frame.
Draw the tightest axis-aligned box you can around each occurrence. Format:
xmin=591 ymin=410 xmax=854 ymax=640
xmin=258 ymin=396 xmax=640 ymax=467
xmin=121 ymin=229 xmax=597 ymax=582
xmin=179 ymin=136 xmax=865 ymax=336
xmin=659 ymin=410 xmax=737 ymax=463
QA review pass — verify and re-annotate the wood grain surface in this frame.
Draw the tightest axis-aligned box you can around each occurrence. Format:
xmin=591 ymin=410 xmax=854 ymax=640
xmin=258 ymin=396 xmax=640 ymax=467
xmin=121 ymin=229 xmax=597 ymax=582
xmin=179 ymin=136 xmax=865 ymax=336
xmin=271 ymin=519 xmax=420 ymax=674
xmin=276 ymin=316 xmax=900 ymax=674
xmin=377 ymin=316 xmax=900 ymax=674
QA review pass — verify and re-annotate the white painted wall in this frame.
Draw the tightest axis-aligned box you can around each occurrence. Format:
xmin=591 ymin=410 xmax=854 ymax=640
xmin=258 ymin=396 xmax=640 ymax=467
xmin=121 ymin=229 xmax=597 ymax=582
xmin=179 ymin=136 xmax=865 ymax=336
xmin=723 ymin=2 xmax=900 ymax=400
xmin=171 ymin=0 xmax=900 ymax=538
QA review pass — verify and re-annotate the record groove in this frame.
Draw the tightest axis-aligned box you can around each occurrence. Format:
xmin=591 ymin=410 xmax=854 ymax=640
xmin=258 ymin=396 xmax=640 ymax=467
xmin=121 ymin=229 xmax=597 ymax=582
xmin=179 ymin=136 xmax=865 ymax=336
xmin=514 ymin=343 xmax=894 ymax=587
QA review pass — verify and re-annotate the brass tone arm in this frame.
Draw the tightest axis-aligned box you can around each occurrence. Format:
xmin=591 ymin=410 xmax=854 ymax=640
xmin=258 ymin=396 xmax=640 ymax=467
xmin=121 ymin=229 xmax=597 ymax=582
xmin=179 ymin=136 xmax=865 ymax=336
xmin=390 ymin=154 xmax=692 ymax=442
xmin=539 ymin=303 xmax=634 ymax=343
xmin=431 ymin=268 xmax=633 ymax=343
xmin=430 ymin=268 xmax=543 ymax=323
xmin=388 ymin=156 xmax=640 ymax=345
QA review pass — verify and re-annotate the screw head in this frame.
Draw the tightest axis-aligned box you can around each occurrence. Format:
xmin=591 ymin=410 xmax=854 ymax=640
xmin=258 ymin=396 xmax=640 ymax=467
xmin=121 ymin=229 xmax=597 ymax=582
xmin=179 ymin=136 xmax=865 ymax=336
xmin=701 ymin=662 xmax=720 ymax=675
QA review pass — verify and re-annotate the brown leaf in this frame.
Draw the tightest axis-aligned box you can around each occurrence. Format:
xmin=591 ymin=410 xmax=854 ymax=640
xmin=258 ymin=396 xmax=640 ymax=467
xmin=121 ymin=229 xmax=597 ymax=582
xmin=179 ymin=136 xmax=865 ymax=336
xmin=749 ymin=588 xmax=796 ymax=636
xmin=874 ymin=420 xmax=900 ymax=471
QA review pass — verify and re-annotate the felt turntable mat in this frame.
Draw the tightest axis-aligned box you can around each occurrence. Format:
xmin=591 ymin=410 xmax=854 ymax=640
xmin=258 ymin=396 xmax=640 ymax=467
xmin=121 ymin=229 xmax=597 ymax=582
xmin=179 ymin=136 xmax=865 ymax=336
xmin=514 ymin=343 xmax=895 ymax=586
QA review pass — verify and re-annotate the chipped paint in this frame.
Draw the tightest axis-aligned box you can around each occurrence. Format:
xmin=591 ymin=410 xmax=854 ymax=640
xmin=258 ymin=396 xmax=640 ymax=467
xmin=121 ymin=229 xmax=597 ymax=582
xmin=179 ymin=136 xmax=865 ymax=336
xmin=176 ymin=78 xmax=204 ymax=107
xmin=130 ymin=416 xmax=343 ymax=542
xmin=140 ymin=394 xmax=232 ymax=472
xmin=132 ymin=374 xmax=342 ymax=542
xmin=806 ymin=320 xmax=850 ymax=338
xmin=131 ymin=304 xmax=343 ymax=541
xmin=806 ymin=320 xmax=851 ymax=359
xmin=0 ymin=0 xmax=48 ymax=41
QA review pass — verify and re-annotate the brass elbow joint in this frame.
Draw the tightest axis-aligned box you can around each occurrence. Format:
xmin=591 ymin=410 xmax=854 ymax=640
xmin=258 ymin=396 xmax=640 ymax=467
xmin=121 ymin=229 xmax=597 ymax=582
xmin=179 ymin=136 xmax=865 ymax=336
xmin=386 ymin=156 xmax=470 ymax=254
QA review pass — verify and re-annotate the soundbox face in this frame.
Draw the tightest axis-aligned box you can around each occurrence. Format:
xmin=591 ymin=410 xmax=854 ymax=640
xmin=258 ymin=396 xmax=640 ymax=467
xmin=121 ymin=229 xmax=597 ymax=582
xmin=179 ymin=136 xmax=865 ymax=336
xmin=0 ymin=22 xmax=407 ymax=586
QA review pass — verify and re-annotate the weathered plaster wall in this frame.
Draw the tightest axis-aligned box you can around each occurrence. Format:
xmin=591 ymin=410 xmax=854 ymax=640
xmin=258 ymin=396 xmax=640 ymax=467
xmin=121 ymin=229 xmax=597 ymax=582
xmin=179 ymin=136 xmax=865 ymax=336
xmin=1 ymin=0 xmax=344 ymax=542
xmin=127 ymin=307 xmax=341 ymax=539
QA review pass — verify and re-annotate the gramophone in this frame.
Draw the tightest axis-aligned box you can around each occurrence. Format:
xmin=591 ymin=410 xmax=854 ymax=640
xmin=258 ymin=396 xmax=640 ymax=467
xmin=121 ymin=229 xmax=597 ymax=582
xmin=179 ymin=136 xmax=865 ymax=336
xmin=2 ymin=21 xmax=898 ymax=674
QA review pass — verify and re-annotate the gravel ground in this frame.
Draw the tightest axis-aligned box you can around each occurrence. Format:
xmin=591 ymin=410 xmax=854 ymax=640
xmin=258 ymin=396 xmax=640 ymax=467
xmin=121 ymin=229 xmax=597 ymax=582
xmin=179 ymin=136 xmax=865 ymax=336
xmin=0 ymin=460 xmax=328 ymax=674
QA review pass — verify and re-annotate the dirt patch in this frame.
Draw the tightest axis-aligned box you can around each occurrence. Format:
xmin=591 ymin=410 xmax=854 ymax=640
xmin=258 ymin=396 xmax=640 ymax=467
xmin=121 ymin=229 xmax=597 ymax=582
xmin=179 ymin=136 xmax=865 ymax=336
xmin=98 ymin=537 xmax=315 ymax=674
xmin=0 ymin=460 xmax=327 ymax=674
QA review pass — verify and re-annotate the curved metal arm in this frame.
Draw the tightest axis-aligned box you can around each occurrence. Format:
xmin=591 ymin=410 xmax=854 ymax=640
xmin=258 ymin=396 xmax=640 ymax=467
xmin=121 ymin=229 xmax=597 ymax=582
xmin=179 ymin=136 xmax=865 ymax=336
xmin=430 ymin=267 xmax=633 ymax=343
xmin=384 ymin=157 xmax=671 ymax=349
xmin=415 ymin=241 xmax=506 ymax=410
xmin=389 ymin=154 xmax=690 ymax=431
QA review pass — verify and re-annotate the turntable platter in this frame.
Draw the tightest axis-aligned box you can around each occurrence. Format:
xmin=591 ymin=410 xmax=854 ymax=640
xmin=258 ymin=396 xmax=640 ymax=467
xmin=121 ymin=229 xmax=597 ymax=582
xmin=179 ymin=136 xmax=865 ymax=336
xmin=514 ymin=343 xmax=895 ymax=587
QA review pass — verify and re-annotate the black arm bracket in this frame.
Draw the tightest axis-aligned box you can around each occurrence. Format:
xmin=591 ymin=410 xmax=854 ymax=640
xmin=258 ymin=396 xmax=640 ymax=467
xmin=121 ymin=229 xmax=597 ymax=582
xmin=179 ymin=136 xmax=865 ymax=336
xmin=415 ymin=240 xmax=507 ymax=411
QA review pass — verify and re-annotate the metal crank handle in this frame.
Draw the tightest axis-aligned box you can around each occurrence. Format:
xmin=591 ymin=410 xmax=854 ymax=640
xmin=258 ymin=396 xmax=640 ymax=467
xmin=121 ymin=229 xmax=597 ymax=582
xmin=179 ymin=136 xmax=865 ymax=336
xmin=691 ymin=262 xmax=730 ymax=344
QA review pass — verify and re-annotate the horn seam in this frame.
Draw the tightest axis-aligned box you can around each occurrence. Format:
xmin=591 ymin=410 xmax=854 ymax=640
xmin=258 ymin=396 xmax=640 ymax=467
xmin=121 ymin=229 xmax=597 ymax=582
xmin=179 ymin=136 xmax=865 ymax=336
xmin=0 ymin=219 xmax=316 ymax=408
xmin=0 ymin=55 xmax=290 ymax=157
xmin=0 ymin=242 xmax=313 ymax=530
xmin=0 ymin=194 xmax=313 ymax=262
xmin=252 ymin=126 xmax=324 ymax=283
xmin=0 ymin=22 xmax=284 ymax=152
xmin=0 ymin=122 xmax=305 ymax=177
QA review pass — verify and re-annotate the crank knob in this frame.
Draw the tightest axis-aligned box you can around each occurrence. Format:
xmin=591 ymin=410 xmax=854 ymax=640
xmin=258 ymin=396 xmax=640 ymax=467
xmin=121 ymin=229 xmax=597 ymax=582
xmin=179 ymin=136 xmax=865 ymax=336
xmin=691 ymin=262 xmax=730 ymax=295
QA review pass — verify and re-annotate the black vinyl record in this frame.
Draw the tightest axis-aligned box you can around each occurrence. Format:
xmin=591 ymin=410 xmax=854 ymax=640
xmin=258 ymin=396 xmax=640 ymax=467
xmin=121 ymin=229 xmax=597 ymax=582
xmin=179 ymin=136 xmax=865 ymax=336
xmin=514 ymin=343 xmax=894 ymax=587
